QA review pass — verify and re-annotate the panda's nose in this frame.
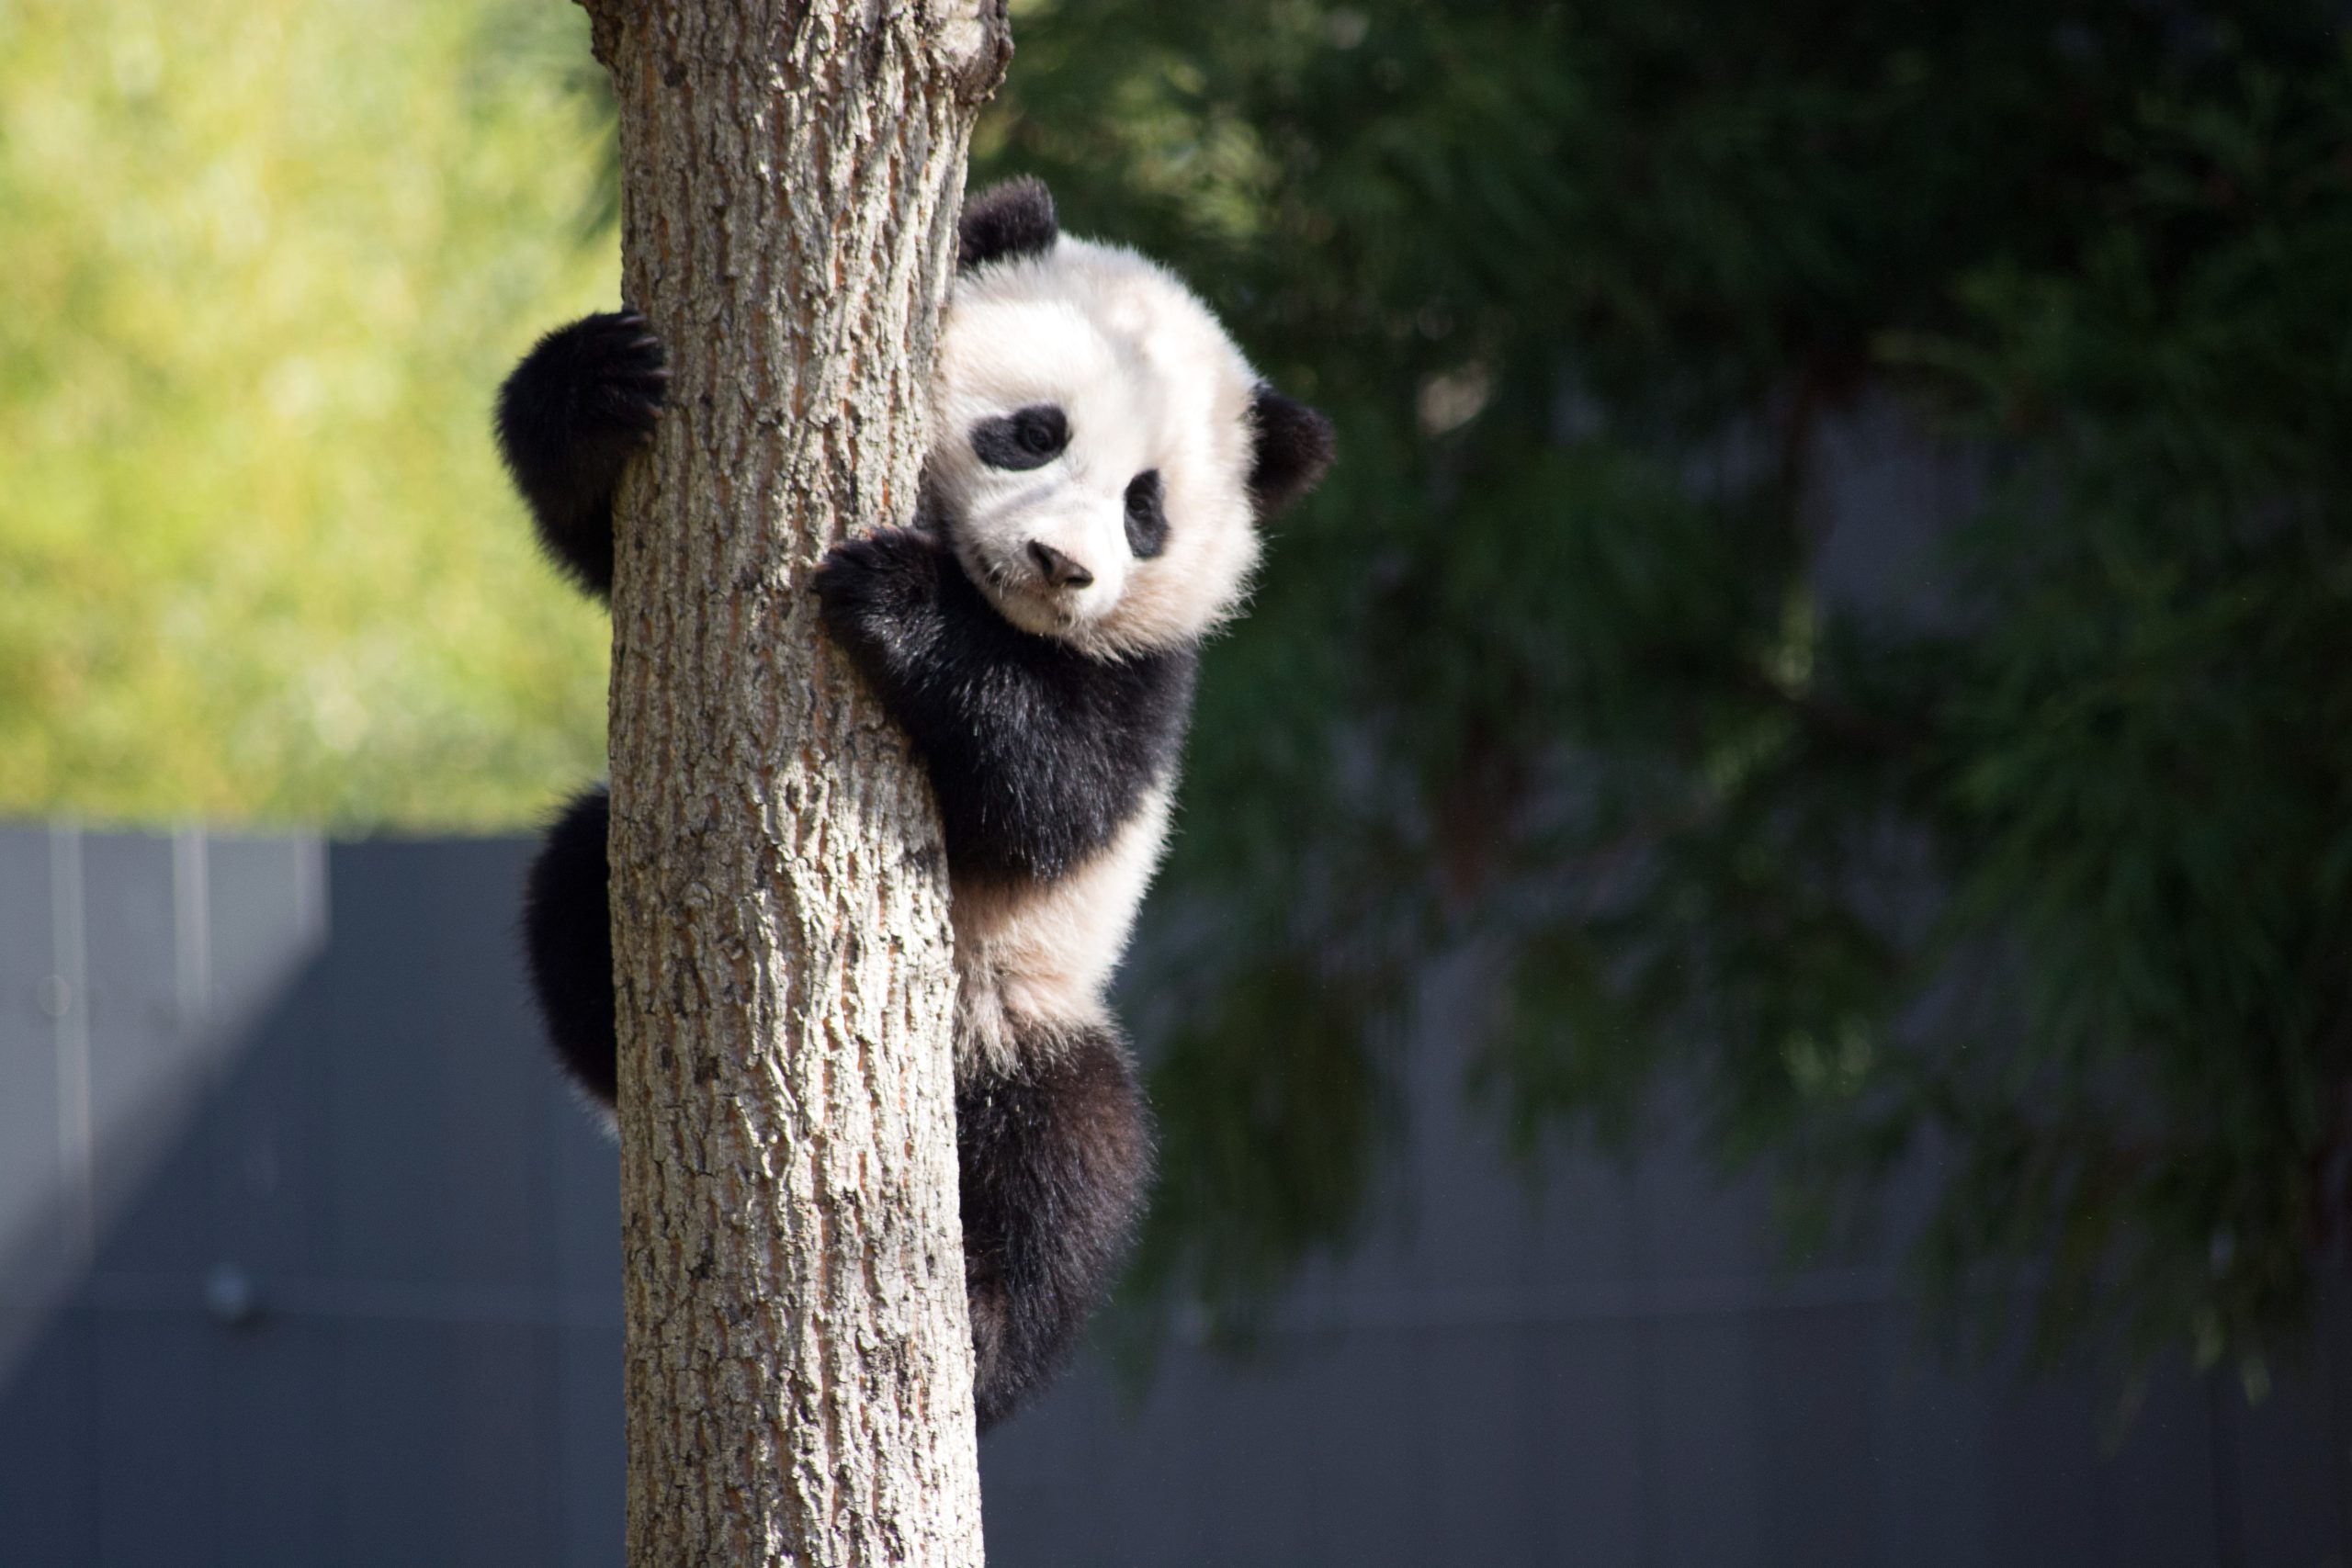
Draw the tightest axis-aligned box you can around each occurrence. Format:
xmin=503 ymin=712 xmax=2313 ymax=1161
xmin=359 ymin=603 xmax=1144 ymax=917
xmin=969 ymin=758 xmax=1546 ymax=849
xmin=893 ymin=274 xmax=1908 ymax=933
xmin=1028 ymin=541 xmax=1095 ymax=590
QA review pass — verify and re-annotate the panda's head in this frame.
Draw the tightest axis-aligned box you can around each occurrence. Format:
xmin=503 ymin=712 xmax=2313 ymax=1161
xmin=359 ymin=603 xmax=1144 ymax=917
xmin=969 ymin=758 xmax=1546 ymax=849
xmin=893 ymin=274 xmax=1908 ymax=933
xmin=932 ymin=179 xmax=1334 ymax=659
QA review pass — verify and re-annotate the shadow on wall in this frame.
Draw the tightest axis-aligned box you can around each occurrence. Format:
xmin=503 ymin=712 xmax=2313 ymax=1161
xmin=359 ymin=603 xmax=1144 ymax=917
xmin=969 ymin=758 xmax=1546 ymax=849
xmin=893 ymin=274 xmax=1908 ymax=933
xmin=0 ymin=828 xmax=328 ymax=1382
xmin=0 ymin=828 xmax=623 ymax=1568
xmin=1 ymin=826 xmax=2348 ymax=1568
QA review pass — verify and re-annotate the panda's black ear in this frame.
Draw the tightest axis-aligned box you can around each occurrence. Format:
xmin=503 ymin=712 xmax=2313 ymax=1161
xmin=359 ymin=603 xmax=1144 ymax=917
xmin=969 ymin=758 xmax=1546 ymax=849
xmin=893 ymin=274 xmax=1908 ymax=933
xmin=1248 ymin=388 xmax=1336 ymax=515
xmin=958 ymin=177 xmax=1058 ymax=272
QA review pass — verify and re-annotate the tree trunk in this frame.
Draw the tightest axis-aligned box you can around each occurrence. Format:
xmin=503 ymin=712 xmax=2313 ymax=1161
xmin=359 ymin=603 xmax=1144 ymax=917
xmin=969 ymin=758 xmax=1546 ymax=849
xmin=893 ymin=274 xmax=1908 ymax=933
xmin=575 ymin=3 xmax=1010 ymax=1563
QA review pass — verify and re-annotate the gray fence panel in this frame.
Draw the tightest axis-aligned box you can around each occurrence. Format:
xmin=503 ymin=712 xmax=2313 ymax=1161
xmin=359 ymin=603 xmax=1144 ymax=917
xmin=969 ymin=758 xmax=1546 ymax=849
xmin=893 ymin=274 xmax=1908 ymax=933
xmin=198 ymin=953 xmax=340 ymax=1566
xmin=323 ymin=840 xmax=548 ymax=1294
xmin=80 ymin=833 xmax=187 ymax=1269
xmin=551 ymin=1083 xmax=625 ymax=1568
xmin=554 ymin=1320 xmax=625 ymax=1568
xmin=1755 ymin=1303 xmax=1883 ymax=1566
xmin=1289 ymin=1334 xmax=1434 ymax=1568
xmin=1645 ymin=1313 xmax=1768 ymax=1568
xmin=2228 ymin=1314 xmax=2348 ymax=1564
xmin=0 ymin=1309 xmax=97 ymax=1563
xmin=319 ymin=840 xmax=567 ymax=1567
xmin=1862 ymin=1314 xmax=1993 ymax=1568
xmin=0 ymin=831 xmax=87 ymax=1561
xmin=334 ymin=1318 xmax=560 ymax=1568
xmin=0 ymin=830 xmax=63 ymax=1277
xmin=1418 ymin=1322 xmax=1546 ymax=1567
xmin=201 ymin=834 xmax=331 ymax=1289
xmin=215 ymin=1314 xmax=334 ymax=1568
xmin=1984 ymin=1370 xmax=2216 ymax=1568
xmin=93 ymin=1312 xmax=220 ymax=1564
xmin=1526 ymin=1318 xmax=1645 ymax=1568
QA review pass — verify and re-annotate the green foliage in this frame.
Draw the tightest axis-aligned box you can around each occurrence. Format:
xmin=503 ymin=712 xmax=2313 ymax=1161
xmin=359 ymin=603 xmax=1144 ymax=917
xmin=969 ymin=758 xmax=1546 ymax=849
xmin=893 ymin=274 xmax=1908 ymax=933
xmin=1113 ymin=949 xmax=1400 ymax=1359
xmin=0 ymin=0 xmax=617 ymax=827
xmin=978 ymin=1 xmax=2352 ymax=1381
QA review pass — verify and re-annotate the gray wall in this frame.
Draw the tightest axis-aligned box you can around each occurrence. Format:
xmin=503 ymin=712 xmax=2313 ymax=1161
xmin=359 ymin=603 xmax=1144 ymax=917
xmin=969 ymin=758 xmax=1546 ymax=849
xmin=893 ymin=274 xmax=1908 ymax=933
xmin=1 ymin=823 xmax=2346 ymax=1566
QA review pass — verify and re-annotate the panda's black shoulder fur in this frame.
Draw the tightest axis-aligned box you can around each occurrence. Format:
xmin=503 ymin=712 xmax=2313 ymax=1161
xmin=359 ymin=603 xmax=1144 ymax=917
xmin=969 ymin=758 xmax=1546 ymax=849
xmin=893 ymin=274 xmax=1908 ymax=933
xmin=814 ymin=525 xmax=1197 ymax=884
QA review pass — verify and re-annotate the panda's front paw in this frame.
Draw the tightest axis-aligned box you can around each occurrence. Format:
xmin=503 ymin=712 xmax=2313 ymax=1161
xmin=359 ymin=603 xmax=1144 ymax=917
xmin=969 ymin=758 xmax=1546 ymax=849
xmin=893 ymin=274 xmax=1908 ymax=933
xmin=563 ymin=310 xmax=669 ymax=434
xmin=499 ymin=311 xmax=671 ymax=453
xmin=494 ymin=310 xmax=671 ymax=524
xmin=814 ymin=527 xmax=944 ymax=659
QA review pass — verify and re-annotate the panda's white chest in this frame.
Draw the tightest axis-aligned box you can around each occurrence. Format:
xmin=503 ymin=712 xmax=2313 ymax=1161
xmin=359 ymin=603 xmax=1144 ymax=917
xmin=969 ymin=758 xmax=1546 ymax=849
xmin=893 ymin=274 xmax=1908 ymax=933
xmin=947 ymin=784 xmax=1173 ymax=1077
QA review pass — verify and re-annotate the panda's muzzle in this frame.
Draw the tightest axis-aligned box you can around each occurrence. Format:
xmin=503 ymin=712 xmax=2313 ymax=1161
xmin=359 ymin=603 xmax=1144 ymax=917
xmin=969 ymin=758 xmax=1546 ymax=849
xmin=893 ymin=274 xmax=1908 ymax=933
xmin=1027 ymin=541 xmax=1095 ymax=590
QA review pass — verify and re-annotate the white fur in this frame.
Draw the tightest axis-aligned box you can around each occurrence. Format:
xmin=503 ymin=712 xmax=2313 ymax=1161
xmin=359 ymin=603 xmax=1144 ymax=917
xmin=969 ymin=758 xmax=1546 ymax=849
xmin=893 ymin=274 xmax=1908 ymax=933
xmin=933 ymin=238 xmax=1265 ymax=660
xmin=952 ymin=786 xmax=1174 ymax=1077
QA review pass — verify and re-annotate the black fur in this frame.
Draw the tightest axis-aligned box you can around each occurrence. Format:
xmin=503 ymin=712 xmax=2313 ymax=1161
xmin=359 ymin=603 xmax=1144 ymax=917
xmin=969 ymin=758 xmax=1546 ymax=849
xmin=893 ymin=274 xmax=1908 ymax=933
xmin=957 ymin=176 xmax=1059 ymax=272
xmin=958 ymin=1024 xmax=1153 ymax=1427
xmin=521 ymin=786 xmax=617 ymax=1105
xmin=492 ymin=311 xmax=668 ymax=598
xmin=1248 ymin=386 xmax=1337 ymax=516
xmin=970 ymin=403 xmax=1071 ymax=470
xmin=1123 ymin=469 xmax=1169 ymax=558
xmin=813 ymin=526 xmax=1197 ymax=884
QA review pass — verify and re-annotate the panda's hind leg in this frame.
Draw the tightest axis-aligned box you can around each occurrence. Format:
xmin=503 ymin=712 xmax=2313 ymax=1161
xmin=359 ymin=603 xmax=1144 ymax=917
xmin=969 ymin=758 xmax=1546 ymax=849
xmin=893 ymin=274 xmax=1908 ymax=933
xmin=956 ymin=1024 xmax=1154 ymax=1428
xmin=520 ymin=792 xmax=1152 ymax=1427
xmin=521 ymin=785 xmax=619 ymax=1107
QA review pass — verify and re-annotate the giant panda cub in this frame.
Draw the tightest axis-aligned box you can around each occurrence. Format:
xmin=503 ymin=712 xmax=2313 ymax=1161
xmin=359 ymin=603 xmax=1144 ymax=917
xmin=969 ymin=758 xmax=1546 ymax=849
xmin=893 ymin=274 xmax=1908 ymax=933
xmin=495 ymin=178 xmax=1334 ymax=1427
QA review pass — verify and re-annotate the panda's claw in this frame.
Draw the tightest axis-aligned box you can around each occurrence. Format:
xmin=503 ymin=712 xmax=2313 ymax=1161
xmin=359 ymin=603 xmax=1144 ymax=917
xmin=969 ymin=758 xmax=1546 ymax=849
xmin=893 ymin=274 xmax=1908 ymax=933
xmin=597 ymin=376 xmax=665 ymax=430
xmin=814 ymin=527 xmax=944 ymax=663
xmin=568 ymin=319 xmax=669 ymax=430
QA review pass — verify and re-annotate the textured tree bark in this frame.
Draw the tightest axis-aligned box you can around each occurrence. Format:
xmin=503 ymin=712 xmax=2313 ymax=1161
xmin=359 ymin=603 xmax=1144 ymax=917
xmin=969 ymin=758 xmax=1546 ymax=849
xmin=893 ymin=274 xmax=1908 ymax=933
xmin=575 ymin=3 xmax=1010 ymax=1564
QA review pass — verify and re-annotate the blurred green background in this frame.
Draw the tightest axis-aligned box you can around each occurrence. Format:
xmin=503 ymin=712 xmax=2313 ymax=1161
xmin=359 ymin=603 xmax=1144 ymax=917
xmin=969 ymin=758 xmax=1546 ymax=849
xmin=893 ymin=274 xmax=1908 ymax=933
xmin=8 ymin=0 xmax=2351 ymax=1401
xmin=0 ymin=0 xmax=613 ymax=825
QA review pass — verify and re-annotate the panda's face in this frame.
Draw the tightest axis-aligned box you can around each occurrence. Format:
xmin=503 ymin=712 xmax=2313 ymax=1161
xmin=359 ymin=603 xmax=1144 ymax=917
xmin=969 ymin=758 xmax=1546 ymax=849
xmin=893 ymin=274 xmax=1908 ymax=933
xmin=932 ymin=238 xmax=1262 ymax=659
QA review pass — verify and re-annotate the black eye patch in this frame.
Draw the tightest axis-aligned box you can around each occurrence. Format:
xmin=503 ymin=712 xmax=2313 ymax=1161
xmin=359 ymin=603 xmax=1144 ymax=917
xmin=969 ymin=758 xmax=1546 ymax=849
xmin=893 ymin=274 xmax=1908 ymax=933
xmin=1124 ymin=469 xmax=1168 ymax=558
xmin=970 ymin=404 xmax=1069 ymax=470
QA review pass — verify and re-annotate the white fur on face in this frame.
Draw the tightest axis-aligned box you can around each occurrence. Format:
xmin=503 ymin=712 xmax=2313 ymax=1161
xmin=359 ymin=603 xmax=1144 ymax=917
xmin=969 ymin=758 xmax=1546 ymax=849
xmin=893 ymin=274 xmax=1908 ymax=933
xmin=933 ymin=238 xmax=1265 ymax=659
